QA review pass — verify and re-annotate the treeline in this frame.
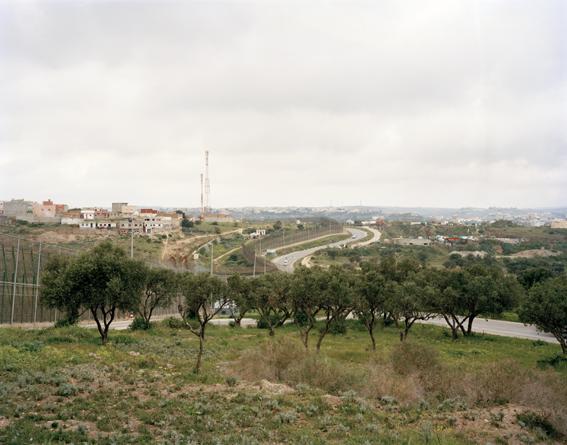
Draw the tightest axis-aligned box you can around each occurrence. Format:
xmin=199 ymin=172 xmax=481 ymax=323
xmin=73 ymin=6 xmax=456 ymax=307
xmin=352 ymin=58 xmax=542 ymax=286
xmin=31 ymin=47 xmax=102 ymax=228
xmin=42 ymin=241 xmax=567 ymax=373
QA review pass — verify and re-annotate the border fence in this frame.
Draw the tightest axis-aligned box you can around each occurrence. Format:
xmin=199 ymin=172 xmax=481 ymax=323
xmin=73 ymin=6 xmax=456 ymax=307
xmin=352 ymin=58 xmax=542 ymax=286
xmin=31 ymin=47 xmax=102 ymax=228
xmin=242 ymin=220 xmax=344 ymax=272
xmin=0 ymin=220 xmax=343 ymax=325
xmin=0 ymin=232 xmax=218 ymax=325
xmin=0 ymin=232 xmax=80 ymax=324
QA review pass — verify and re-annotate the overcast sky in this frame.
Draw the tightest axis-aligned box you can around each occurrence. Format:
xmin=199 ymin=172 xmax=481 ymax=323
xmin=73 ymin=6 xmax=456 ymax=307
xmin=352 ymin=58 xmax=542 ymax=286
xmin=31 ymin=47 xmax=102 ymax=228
xmin=0 ymin=1 xmax=566 ymax=209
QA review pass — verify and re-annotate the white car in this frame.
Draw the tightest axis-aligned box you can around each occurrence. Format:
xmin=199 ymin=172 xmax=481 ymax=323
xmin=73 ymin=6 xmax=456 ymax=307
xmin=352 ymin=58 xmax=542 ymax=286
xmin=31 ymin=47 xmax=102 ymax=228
xmin=283 ymin=258 xmax=289 ymax=266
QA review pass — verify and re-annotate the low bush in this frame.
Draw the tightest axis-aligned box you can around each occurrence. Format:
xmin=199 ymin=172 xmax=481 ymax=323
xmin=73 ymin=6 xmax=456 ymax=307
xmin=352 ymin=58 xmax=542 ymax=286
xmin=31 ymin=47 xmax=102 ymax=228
xmin=536 ymin=354 xmax=567 ymax=370
xmin=256 ymin=315 xmax=282 ymax=330
xmin=130 ymin=317 xmax=151 ymax=331
xmin=516 ymin=411 xmax=558 ymax=438
xmin=163 ymin=317 xmax=186 ymax=329
xmin=285 ymin=355 xmax=362 ymax=394
xmin=234 ymin=337 xmax=306 ymax=382
xmin=327 ymin=319 xmax=347 ymax=335
xmin=233 ymin=337 xmax=366 ymax=394
xmin=54 ymin=318 xmax=75 ymax=328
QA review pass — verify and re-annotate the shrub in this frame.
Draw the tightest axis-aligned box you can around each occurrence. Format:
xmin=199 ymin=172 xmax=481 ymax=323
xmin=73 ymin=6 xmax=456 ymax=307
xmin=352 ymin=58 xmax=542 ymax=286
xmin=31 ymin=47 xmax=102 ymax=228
xmin=391 ymin=342 xmax=441 ymax=377
xmin=327 ymin=319 xmax=347 ymax=335
xmin=14 ymin=341 xmax=44 ymax=353
xmin=257 ymin=314 xmax=282 ymax=331
xmin=516 ymin=411 xmax=557 ymax=438
xmin=163 ymin=317 xmax=186 ymax=329
xmin=56 ymin=383 xmax=78 ymax=397
xmin=294 ymin=311 xmax=309 ymax=327
xmin=235 ymin=337 xmax=306 ymax=382
xmin=130 ymin=317 xmax=151 ymax=331
xmin=536 ymin=354 xmax=567 ymax=370
xmin=286 ymin=355 xmax=362 ymax=394
xmin=364 ymin=362 xmax=424 ymax=405
xmin=54 ymin=318 xmax=75 ymax=328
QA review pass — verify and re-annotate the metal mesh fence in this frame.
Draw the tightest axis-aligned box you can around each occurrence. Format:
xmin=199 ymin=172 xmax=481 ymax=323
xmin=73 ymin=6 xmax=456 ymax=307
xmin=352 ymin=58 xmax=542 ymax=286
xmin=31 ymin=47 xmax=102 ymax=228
xmin=0 ymin=221 xmax=342 ymax=324
xmin=0 ymin=233 xmax=78 ymax=324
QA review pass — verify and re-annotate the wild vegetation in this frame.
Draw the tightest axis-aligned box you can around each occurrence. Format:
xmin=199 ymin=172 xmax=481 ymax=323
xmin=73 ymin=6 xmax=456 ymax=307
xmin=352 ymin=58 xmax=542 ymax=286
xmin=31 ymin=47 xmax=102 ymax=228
xmin=2 ymin=240 xmax=566 ymax=443
xmin=0 ymin=319 xmax=565 ymax=444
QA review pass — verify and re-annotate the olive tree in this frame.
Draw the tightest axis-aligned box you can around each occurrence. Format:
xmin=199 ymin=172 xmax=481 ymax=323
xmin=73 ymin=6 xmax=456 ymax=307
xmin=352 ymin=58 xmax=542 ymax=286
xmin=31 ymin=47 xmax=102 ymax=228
xmin=519 ymin=275 xmax=567 ymax=354
xmin=427 ymin=268 xmax=469 ymax=340
xmin=178 ymin=273 xmax=229 ymax=373
xmin=41 ymin=254 xmax=82 ymax=325
xmin=42 ymin=242 xmax=146 ymax=344
xmin=251 ymin=272 xmax=292 ymax=336
xmin=289 ymin=266 xmax=324 ymax=349
xmin=355 ymin=263 xmax=387 ymax=351
xmin=458 ymin=263 xmax=521 ymax=336
xmin=227 ymin=273 xmax=254 ymax=326
xmin=386 ymin=271 xmax=435 ymax=341
xmin=137 ymin=267 xmax=179 ymax=326
xmin=316 ymin=266 xmax=356 ymax=352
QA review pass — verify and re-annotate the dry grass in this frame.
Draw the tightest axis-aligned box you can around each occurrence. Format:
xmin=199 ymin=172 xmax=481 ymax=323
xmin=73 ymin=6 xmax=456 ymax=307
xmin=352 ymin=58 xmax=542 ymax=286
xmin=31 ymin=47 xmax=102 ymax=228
xmin=231 ymin=338 xmax=567 ymax=435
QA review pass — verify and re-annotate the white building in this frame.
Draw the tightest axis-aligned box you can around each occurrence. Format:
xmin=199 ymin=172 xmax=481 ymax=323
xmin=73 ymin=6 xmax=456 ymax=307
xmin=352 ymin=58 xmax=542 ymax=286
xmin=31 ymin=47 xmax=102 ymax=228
xmin=249 ymin=229 xmax=266 ymax=239
xmin=79 ymin=221 xmax=96 ymax=229
xmin=80 ymin=209 xmax=96 ymax=220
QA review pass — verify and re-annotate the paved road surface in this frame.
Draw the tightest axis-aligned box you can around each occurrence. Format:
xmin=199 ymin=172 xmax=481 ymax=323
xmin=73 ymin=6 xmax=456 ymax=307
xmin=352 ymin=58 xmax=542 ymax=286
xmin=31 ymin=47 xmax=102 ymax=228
xmin=272 ymin=228 xmax=368 ymax=273
xmin=81 ymin=314 xmax=557 ymax=344
xmin=351 ymin=227 xmax=382 ymax=247
xmin=418 ymin=316 xmax=556 ymax=343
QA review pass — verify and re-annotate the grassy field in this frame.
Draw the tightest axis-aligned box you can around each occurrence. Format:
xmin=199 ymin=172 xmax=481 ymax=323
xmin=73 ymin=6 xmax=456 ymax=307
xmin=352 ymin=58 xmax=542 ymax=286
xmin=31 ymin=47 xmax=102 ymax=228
xmin=0 ymin=320 xmax=565 ymax=444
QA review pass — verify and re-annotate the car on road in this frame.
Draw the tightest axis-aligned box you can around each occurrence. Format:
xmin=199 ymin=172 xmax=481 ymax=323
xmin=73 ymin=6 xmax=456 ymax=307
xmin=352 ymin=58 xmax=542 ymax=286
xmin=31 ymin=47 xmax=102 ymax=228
xmin=283 ymin=258 xmax=289 ymax=266
xmin=352 ymin=234 xmax=357 ymax=239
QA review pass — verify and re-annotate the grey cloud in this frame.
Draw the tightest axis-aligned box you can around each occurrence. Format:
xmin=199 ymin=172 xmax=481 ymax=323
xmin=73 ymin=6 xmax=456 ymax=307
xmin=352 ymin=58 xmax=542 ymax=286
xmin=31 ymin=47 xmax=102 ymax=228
xmin=0 ymin=0 xmax=565 ymax=208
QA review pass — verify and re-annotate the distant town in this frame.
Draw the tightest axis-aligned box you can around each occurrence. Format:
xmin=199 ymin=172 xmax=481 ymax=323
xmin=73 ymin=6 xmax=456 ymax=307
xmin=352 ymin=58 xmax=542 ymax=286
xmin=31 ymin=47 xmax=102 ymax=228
xmin=1 ymin=198 xmax=566 ymax=235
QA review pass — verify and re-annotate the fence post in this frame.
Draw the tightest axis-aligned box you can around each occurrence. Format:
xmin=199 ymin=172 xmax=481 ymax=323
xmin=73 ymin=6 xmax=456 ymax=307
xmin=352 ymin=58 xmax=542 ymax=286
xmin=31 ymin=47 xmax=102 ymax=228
xmin=33 ymin=242 xmax=42 ymax=325
xmin=10 ymin=238 xmax=20 ymax=324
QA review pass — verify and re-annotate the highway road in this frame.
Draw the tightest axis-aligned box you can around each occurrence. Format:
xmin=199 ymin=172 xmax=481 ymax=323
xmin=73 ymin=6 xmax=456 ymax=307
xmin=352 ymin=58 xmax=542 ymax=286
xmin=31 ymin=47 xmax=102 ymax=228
xmin=73 ymin=226 xmax=558 ymax=345
xmin=351 ymin=227 xmax=382 ymax=247
xmin=271 ymin=227 xmax=371 ymax=273
xmin=81 ymin=314 xmax=557 ymax=345
xmin=418 ymin=316 xmax=557 ymax=343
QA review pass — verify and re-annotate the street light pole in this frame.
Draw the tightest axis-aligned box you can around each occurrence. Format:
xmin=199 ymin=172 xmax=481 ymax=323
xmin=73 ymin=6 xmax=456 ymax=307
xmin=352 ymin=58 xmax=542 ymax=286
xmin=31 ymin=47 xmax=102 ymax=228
xmin=210 ymin=242 xmax=214 ymax=276
xmin=128 ymin=217 xmax=134 ymax=258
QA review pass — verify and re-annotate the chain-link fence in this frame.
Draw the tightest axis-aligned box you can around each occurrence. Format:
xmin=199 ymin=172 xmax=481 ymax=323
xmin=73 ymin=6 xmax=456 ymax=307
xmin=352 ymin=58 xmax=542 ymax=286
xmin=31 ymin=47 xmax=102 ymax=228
xmin=0 ymin=221 xmax=343 ymax=324
xmin=0 ymin=233 xmax=81 ymax=324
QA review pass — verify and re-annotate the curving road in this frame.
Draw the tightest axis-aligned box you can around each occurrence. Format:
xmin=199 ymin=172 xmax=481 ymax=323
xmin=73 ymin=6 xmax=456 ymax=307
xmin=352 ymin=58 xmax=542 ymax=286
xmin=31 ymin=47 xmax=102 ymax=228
xmin=272 ymin=227 xmax=370 ymax=273
xmin=351 ymin=227 xmax=382 ymax=247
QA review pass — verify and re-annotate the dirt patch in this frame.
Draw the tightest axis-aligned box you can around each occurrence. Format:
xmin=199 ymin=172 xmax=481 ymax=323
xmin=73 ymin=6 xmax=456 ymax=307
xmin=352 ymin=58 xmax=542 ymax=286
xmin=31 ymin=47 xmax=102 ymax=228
xmin=257 ymin=379 xmax=295 ymax=395
xmin=504 ymin=249 xmax=560 ymax=259
xmin=454 ymin=404 xmax=558 ymax=445
xmin=322 ymin=394 xmax=342 ymax=409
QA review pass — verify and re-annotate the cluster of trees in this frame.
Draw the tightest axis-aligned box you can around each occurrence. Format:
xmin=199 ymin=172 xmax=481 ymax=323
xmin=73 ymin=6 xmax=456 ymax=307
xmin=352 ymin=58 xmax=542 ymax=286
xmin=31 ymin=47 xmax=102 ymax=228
xmin=42 ymin=242 xmax=567 ymax=374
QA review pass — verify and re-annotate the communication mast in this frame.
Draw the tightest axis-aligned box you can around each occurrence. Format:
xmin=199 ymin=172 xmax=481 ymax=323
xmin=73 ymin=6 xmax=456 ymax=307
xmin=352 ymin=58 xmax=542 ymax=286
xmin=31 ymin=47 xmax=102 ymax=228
xmin=200 ymin=150 xmax=211 ymax=220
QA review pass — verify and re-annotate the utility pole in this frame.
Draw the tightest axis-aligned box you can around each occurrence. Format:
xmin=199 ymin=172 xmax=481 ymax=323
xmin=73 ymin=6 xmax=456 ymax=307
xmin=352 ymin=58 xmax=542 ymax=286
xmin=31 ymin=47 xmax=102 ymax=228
xmin=10 ymin=238 xmax=20 ymax=324
xmin=33 ymin=242 xmax=42 ymax=325
xmin=128 ymin=217 xmax=134 ymax=258
xmin=210 ymin=242 xmax=214 ymax=276
xmin=253 ymin=251 xmax=257 ymax=277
